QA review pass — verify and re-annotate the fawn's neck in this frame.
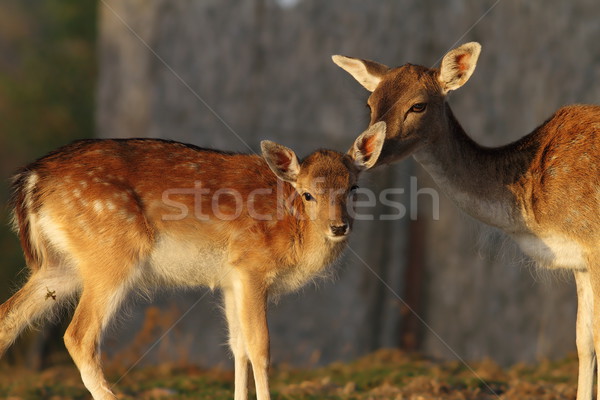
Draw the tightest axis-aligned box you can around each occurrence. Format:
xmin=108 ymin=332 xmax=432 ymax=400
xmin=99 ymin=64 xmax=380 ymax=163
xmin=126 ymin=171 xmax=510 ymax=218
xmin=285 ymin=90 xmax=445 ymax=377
xmin=413 ymin=104 xmax=538 ymax=231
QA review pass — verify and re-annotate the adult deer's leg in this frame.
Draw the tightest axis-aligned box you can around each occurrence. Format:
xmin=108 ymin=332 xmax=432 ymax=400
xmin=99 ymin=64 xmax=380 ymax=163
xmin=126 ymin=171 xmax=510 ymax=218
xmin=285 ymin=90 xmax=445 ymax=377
xmin=574 ymin=269 xmax=595 ymax=400
xmin=588 ymin=254 xmax=600 ymax=400
xmin=223 ymin=286 xmax=249 ymax=400
xmin=232 ymin=272 xmax=270 ymax=400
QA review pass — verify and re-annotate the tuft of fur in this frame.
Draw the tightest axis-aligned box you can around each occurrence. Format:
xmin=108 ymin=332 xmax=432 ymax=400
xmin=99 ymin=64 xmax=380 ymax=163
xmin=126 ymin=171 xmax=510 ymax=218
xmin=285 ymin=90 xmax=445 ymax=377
xmin=10 ymin=170 xmax=39 ymax=270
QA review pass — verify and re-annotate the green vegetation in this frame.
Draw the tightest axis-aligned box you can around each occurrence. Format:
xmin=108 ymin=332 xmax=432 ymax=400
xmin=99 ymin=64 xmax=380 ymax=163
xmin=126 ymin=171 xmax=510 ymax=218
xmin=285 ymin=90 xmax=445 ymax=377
xmin=0 ymin=350 xmax=579 ymax=399
xmin=0 ymin=0 xmax=96 ymax=364
xmin=0 ymin=0 xmax=96 ymax=298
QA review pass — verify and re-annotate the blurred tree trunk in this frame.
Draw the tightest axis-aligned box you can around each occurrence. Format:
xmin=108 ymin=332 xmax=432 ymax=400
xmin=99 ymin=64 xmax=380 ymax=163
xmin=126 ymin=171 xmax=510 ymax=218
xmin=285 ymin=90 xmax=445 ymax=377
xmin=97 ymin=0 xmax=600 ymax=367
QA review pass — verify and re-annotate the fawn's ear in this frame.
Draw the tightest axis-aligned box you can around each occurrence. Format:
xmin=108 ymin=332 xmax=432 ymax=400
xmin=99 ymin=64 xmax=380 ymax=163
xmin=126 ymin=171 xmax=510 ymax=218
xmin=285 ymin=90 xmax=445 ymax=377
xmin=438 ymin=42 xmax=481 ymax=94
xmin=332 ymin=55 xmax=389 ymax=92
xmin=261 ymin=140 xmax=301 ymax=184
xmin=348 ymin=121 xmax=386 ymax=170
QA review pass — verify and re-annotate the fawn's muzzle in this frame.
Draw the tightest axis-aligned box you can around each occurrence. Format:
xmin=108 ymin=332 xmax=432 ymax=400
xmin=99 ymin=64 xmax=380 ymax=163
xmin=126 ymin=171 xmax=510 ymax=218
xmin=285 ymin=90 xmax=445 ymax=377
xmin=330 ymin=223 xmax=349 ymax=237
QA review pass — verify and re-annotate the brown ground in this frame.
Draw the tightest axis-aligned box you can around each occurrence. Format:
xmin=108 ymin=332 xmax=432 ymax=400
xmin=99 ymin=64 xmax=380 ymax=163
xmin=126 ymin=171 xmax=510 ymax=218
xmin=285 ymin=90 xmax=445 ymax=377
xmin=0 ymin=349 xmax=579 ymax=399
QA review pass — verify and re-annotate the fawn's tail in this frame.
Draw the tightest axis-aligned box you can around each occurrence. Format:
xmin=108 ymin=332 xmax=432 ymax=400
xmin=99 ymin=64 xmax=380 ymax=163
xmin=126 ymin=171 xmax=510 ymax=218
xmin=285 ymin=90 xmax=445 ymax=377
xmin=10 ymin=169 xmax=43 ymax=271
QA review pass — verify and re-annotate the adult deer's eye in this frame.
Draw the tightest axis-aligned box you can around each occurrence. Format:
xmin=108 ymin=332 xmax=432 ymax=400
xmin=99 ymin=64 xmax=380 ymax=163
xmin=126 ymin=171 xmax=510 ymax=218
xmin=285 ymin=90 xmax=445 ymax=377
xmin=350 ymin=185 xmax=359 ymax=192
xmin=410 ymin=103 xmax=427 ymax=113
xmin=303 ymin=192 xmax=315 ymax=202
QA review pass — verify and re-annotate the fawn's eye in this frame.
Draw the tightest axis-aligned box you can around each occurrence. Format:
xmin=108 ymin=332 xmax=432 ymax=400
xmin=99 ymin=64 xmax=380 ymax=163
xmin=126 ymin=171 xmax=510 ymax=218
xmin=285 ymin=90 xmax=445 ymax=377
xmin=410 ymin=103 xmax=427 ymax=113
xmin=350 ymin=185 xmax=359 ymax=192
xmin=303 ymin=192 xmax=315 ymax=202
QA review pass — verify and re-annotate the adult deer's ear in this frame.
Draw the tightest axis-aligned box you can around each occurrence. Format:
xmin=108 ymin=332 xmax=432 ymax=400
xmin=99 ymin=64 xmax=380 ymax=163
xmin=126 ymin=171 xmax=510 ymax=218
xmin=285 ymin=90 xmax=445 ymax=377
xmin=261 ymin=140 xmax=301 ymax=185
xmin=348 ymin=121 xmax=386 ymax=170
xmin=332 ymin=55 xmax=389 ymax=92
xmin=438 ymin=42 xmax=481 ymax=94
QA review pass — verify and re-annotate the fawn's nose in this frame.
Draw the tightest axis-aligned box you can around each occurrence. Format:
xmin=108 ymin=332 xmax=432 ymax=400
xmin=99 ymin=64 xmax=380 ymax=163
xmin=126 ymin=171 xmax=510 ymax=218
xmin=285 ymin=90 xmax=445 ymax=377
xmin=330 ymin=223 xmax=349 ymax=237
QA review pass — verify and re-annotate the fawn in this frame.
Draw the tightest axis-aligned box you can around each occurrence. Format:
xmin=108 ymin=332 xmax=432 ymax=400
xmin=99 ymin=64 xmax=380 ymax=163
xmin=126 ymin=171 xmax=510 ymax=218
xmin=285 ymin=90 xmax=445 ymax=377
xmin=333 ymin=43 xmax=600 ymax=400
xmin=0 ymin=122 xmax=386 ymax=400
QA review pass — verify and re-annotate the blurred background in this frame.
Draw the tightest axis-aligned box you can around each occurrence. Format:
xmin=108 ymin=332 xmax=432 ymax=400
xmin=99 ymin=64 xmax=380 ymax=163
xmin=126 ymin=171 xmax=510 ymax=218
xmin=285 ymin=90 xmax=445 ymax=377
xmin=1 ymin=0 xmax=599 ymax=372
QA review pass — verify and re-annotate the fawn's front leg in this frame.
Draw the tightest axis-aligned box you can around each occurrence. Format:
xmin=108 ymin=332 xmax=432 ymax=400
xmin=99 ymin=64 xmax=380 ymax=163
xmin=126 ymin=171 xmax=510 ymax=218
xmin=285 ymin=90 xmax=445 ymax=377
xmin=224 ymin=286 xmax=249 ymax=400
xmin=230 ymin=271 xmax=270 ymax=400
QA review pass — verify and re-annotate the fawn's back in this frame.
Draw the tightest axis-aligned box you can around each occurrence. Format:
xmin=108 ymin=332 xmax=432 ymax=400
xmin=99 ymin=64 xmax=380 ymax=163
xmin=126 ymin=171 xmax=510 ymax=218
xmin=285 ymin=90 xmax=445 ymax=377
xmin=11 ymin=138 xmax=368 ymax=294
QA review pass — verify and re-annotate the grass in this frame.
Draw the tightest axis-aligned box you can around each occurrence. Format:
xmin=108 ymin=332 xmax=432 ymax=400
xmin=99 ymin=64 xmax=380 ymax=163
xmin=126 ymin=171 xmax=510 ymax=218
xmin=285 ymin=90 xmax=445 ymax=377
xmin=0 ymin=349 xmax=579 ymax=399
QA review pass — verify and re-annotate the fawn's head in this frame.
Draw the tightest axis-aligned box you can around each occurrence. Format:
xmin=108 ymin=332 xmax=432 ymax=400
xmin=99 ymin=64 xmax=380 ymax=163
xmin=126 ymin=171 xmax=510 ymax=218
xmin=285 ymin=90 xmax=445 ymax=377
xmin=261 ymin=122 xmax=385 ymax=241
xmin=332 ymin=42 xmax=481 ymax=165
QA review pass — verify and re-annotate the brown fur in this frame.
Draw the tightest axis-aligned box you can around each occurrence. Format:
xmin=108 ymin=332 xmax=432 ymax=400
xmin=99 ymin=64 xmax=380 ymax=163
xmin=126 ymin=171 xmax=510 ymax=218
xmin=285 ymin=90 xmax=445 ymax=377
xmin=334 ymin=43 xmax=600 ymax=400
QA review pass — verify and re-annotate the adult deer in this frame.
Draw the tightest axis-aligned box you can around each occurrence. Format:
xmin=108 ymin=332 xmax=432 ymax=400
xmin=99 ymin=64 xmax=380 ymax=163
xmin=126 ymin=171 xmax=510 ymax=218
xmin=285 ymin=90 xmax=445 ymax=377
xmin=0 ymin=122 xmax=385 ymax=400
xmin=333 ymin=43 xmax=600 ymax=400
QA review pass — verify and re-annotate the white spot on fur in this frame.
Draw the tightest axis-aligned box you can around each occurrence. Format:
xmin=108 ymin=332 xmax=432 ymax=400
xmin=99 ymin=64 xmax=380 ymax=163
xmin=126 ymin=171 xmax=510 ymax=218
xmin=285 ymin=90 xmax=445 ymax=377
xmin=78 ymin=219 xmax=88 ymax=230
xmin=37 ymin=211 xmax=71 ymax=254
xmin=117 ymin=210 xmax=130 ymax=220
xmin=93 ymin=200 xmax=104 ymax=213
xmin=113 ymin=192 xmax=129 ymax=202
xmin=105 ymin=201 xmax=116 ymax=211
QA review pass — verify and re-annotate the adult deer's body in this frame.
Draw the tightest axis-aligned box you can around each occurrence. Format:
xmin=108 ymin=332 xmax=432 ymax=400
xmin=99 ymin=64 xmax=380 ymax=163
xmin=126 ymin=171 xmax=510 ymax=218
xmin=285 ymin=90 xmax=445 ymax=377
xmin=333 ymin=43 xmax=600 ymax=399
xmin=0 ymin=123 xmax=385 ymax=400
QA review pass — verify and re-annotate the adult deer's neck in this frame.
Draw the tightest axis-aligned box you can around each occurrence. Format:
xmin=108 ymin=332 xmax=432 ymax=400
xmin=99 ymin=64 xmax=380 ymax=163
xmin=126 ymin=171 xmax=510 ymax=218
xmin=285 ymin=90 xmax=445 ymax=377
xmin=413 ymin=104 xmax=538 ymax=231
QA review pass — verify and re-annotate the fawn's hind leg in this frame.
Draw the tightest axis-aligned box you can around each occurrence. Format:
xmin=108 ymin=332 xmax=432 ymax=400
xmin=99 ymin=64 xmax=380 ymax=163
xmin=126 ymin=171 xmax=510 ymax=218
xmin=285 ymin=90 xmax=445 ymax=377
xmin=63 ymin=265 xmax=139 ymax=400
xmin=0 ymin=265 xmax=81 ymax=357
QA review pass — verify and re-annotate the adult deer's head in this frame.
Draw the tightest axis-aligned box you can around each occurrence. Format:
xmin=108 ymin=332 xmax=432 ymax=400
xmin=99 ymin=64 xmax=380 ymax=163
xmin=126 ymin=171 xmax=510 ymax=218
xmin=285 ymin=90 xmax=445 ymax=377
xmin=333 ymin=42 xmax=481 ymax=165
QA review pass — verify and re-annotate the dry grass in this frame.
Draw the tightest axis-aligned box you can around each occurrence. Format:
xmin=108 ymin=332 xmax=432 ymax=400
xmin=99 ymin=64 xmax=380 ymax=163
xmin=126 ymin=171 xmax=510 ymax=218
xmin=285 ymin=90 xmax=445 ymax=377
xmin=0 ymin=349 xmax=579 ymax=399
